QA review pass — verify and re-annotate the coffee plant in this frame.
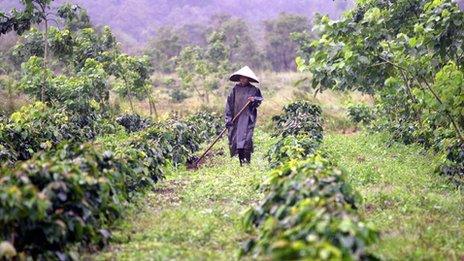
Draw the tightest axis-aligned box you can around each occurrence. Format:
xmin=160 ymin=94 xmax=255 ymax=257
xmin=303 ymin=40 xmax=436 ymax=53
xmin=185 ymin=111 xmax=223 ymax=141
xmin=116 ymin=114 xmax=153 ymax=133
xmin=0 ymin=105 xmax=221 ymax=257
xmin=0 ymin=102 xmax=122 ymax=166
xmin=347 ymin=103 xmax=375 ymax=125
xmin=438 ymin=140 xmax=464 ymax=185
xmin=0 ymin=144 xmax=122 ymax=259
xmin=242 ymin=155 xmax=378 ymax=260
xmin=272 ymin=100 xmax=323 ymax=141
xmin=266 ymin=134 xmax=320 ymax=168
xmin=242 ymin=101 xmax=378 ymax=260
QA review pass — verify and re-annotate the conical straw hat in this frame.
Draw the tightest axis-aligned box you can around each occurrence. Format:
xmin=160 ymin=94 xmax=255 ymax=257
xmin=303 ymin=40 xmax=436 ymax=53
xmin=229 ymin=66 xmax=259 ymax=83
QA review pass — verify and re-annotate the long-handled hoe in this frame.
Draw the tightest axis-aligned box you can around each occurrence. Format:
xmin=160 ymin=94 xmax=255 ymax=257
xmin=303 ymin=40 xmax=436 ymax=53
xmin=188 ymin=98 xmax=261 ymax=169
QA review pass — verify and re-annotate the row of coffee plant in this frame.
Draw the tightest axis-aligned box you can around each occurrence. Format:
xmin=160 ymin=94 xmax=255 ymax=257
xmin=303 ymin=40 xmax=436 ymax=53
xmin=0 ymin=102 xmax=222 ymax=259
xmin=241 ymin=101 xmax=379 ymax=260
xmin=297 ymin=0 xmax=463 ymax=186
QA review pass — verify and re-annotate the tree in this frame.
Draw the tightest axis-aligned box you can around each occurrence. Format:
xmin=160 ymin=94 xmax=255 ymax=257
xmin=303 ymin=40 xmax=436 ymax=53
xmin=111 ymin=54 xmax=153 ymax=114
xmin=7 ymin=4 xmax=158 ymax=116
xmin=300 ymin=0 xmax=464 ymax=178
xmin=175 ymin=30 xmax=230 ymax=104
xmin=0 ymin=0 xmax=54 ymax=36
xmin=145 ymin=26 xmax=187 ymax=73
xmin=209 ymin=14 xmax=265 ymax=70
xmin=57 ymin=3 xmax=91 ymax=32
xmin=175 ymin=46 xmax=209 ymax=102
xmin=263 ymin=13 xmax=309 ymax=71
xmin=1 ymin=0 xmax=57 ymax=101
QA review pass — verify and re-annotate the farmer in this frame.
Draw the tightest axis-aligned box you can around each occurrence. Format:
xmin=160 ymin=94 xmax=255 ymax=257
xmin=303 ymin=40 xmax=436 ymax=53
xmin=225 ymin=66 xmax=263 ymax=166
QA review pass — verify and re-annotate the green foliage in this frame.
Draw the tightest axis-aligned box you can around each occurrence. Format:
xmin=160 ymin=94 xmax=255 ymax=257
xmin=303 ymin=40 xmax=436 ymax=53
xmin=0 ymin=0 xmax=54 ymax=35
xmin=264 ymin=13 xmax=309 ymax=71
xmin=272 ymin=100 xmax=323 ymax=140
xmin=169 ymin=88 xmax=189 ymax=103
xmin=112 ymin=54 xmax=152 ymax=106
xmin=116 ymin=114 xmax=153 ymax=133
xmin=210 ymin=14 xmax=265 ymax=70
xmin=57 ymin=3 xmax=91 ymax=31
xmin=300 ymin=0 xmax=464 ymax=180
xmin=243 ymin=100 xmax=377 ymax=259
xmin=0 ymin=144 xmax=122 ymax=259
xmin=175 ymin=30 xmax=230 ymax=104
xmin=20 ymin=57 xmax=109 ymax=113
xmin=175 ymin=46 xmax=209 ymax=98
xmin=145 ymin=26 xmax=190 ymax=73
xmin=142 ymin=121 xmax=200 ymax=166
xmin=242 ymin=155 xmax=378 ymax=260
xmin=437 ymin=140 xmax=464 ymax=186
xmin=266 ymin=134 xmax=320 ymax=168
xmin=10 ymin=8 xmax=153 ymax=114
xmin=185 ymin=111 xmax=223 ymax=141
xmin=1 ymin=102 xmax=76 ymax=163
xmin=0 ymin=102 xmax=124 ymax=166
xmin=347 ymin=103 xmax=375 ymax=125
xmin=0 ymin=107 xmax=222 ymax=257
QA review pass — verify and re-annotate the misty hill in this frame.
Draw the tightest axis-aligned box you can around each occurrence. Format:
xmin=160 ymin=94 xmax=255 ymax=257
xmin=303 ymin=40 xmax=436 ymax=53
xmin=1 ymin=0 xmax=352 ymax=48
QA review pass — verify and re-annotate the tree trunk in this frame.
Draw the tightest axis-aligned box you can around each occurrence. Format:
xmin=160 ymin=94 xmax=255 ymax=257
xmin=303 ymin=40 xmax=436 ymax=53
xmin=42 ymin=16 xmax=49 ymax=102
xmin=149 ymin=96 xmax=159 ymax=119
xmin=123 ymin=77 xmax=135 ymax=113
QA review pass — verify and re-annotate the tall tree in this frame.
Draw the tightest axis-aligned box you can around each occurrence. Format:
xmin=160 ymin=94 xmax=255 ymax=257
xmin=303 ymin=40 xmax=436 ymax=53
xmin=209 ymin=13 xmax=265 ymax=70
xmin=263 ymin=13 xmax=309 ymax=71
xmin=145 ymin=26 xmax=187 ymax=73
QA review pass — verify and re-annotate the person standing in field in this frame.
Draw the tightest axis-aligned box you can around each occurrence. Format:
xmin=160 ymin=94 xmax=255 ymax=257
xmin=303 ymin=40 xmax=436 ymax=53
xmin=225 ymin=66 xmax=263 ymax=166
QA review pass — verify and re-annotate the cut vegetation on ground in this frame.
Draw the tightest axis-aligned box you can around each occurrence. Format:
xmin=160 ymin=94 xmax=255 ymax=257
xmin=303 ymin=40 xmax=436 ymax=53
xmin=95 ymin=130 xmax=276 ymax=260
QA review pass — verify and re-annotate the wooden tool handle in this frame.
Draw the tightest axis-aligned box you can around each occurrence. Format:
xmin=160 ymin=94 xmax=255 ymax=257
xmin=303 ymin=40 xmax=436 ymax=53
xmin=194 ymin=100 xmax=252 ymax=167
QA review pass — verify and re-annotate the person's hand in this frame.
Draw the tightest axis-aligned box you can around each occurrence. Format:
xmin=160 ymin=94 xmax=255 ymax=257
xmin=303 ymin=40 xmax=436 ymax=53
xmin=247 ymin=96 xmax=255 ymax=102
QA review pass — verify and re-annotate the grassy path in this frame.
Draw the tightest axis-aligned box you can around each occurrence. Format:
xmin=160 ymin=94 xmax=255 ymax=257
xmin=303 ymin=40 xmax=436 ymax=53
xmin=95 ymin=129 xmax=463 ymax=260
xmin=323 ymin=131 xmax=464 ymax=260
xmin=96 ymin=129 xmax=275 ymax=260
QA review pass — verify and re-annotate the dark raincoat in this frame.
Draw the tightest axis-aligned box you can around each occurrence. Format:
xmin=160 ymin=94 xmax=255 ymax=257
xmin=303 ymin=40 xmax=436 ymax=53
xmin=225 ymin=83 xmax=263 ymax=157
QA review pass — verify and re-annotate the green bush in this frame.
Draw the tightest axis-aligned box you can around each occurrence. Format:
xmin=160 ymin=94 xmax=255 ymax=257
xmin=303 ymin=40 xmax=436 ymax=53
xmin=142 ymin=121 xmax=200 ymax=166
xmin=185 ymin=111 xmax=222 ymax=141
xmin=0 ymin=102 xmax=122 ymax=166
xmin=0 ymin=102 xmax=74 ymax=164
xmin=266 ymin=134 xmax=320 ymax=168
xmin=437 ymin=140 xmax=464 ymax=186
xmin=169 ymin=88 xmax=189 ymax=103
xmin=243 ymin=101 xmax=378 ymax=260
xmin=0 ymin=144 xmax=123 ymax=259
xmin=272 ymin=101 xmax=323 ymax=141
xmin=0 ymin=109 xmax=222 ymax=258
xmin=347 ymin=103 xmax=374 ymax=125
xmin=116 ymin=114 xmax=153 ymax=133
xmin=242 ymin=155 xmax=378 ymax=260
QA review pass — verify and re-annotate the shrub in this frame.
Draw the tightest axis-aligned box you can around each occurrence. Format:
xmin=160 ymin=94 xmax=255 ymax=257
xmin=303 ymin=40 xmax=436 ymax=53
xmin=0 ymin=102 xmax=122 ymax=166
xmin=266 ymin=134 xmax=320 ymax=168
xmin=142 ymin=121 xmax=200 ymax=166
xmin=243 ymin=101 xmax=378 ymax=260
xmin=272 ymin=101 xmax=323 ymax=141
xmin=242 ymin=155 xmax=378 ymax=260
xmin=0 ymin=144 xmax=123 ymax=259
xmin=169 ymin=88 xmax=189 ymax=103
xmin=116 ymin=114 xmax=153 ymax=133
xmin=437 ymin=140 xmax=464 ymax=186
xmin=347 ymin=103 xmax=374 ymax=125
xmin=0 ymin=109 xmax=221 ymax=258
xmin=185 ymin=111 xmax=222 ymax=141
xmin=0 ymin=102 xmax=73 ymax=164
